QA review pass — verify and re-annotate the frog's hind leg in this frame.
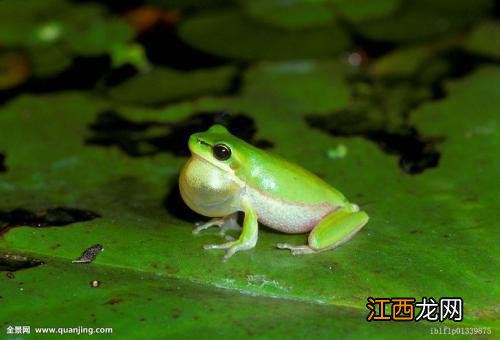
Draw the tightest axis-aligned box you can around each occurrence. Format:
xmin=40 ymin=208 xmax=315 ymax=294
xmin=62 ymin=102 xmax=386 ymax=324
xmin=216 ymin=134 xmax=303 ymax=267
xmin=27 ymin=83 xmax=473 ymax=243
xmin=192 ymin=213 xmax=240 ymax=235
xmin=277 ymin=207 xmax=368 ymax=255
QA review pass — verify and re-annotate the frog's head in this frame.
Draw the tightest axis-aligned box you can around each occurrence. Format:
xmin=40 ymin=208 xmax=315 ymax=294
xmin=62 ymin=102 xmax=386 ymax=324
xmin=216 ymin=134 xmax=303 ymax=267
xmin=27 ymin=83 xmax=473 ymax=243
xmin=188 ymin=124 xmax=250 ymax=172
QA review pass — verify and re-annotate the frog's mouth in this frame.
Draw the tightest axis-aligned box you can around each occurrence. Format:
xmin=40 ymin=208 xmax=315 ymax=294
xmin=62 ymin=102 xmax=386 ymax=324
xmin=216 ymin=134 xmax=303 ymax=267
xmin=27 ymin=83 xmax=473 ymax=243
xmin=192 ymin=153 xmax=235 ymax=177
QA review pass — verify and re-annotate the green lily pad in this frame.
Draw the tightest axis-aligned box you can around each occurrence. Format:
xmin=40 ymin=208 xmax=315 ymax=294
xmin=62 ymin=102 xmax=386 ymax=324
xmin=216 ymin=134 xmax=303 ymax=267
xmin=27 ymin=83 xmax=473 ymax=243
xmin=29 ymin=45 xmax=72 ymax=78
xmin=243 ymin=0 xmax=400 ymax=29
xmin=463 ymin=20 xmax=500 ymax=59
xmin=242 ymin=0 xmax=337 ymax=30
xmin=369 ymin=45 xmax=437 ymax=77
xmin=0 ymin=0 xmax=70 ymax=47
xmin=355 ymin=0 xmax=494 ymax=43
xmin=0 ymin=0 xmax=136 ymax=76
xmin=0 ymin=62 xmax=498 ymax=336
xmin=178 ymin=9 xmax=350 ymax=60
xmin=65 ymin=20 xmax=132 ymax=57
xmin=3 ymin=258 xmax=436 ymax=337
xmin=110 ymin=43 xmax=150 ymax=71
xmin=0 ymin=0 xmax=131 ymax=50
xmin=242 ymin=61 xmax=350 ymax=114
xmin=330 ymin=0 xmax=400 ymax=22
xmin=107 ymin=65 xmax=237 ymax=105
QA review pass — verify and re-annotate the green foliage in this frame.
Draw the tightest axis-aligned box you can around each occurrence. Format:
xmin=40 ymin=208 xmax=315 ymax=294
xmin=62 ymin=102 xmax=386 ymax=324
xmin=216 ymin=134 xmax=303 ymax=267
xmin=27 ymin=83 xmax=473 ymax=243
xmin=178 ymin=9 xmax=350 ymax=60
xmin=0 ymin=0 xmax=498 ymax=337
xmin=242 ymin=0 xmax=400 ymax=29
xmin=463 ymin=20 xmax=500 ymax=59
xmin=330 ymin=0 xmax=400 ymax=22
xmin=0 ymin=64 xmax=498 ymax=335
xmin=0 ymin=0 xmax=140 ymax=77
xmin=108 ymin=66 xmax=237 ymax=105
xmin=242 ymin=0 xmax=338 ymax=29
xmin=356 ymin=0 xmax=494 ymax=42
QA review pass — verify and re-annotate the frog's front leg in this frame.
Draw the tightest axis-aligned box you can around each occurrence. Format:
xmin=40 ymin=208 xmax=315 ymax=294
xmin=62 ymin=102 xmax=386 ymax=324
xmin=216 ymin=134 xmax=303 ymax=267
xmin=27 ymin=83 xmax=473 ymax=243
xmin=277 ymin=207 xmax=368 ymax=255
xmin=193 ymin=213 xmax=240 ymax=235
xmin=203 ymin=200 xmax=258 ymax=261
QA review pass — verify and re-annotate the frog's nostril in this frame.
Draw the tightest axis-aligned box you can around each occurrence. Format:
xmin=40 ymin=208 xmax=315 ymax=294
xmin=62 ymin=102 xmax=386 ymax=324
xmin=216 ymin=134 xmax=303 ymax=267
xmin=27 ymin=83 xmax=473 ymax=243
xmin=197 ymin=138 xmax=211 ymax=147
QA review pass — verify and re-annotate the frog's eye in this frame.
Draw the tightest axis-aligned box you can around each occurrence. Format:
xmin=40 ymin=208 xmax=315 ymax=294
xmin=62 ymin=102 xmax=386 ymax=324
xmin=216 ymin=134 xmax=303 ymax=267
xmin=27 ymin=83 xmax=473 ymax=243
xmin=213 ymin=143 xmax=231 ymax=161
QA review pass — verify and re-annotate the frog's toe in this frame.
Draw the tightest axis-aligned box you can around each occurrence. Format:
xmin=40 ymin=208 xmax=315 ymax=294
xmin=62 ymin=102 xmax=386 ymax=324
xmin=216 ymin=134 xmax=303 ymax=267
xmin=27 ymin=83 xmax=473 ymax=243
xmin=276 ymin=243 xmax=315 ymax=255
xmin=290 ymin=247 xmax=315 ymax=255
xmin=276 ymin=243 xmax=288 ymax=249
xmin=203 ymin=241 xmax=235 ymax=250
xmin=193 ymin=214 xmax=240 ymax=235
xmin=223 ymin=248 xmax=237 ymax=261
xmin=203 ymin=241 xmax=253 ymax=261
xmin=193 ymin=219 xmax=223 ymax=234
xmin=222 ymin=242 xmax=256 ymax=261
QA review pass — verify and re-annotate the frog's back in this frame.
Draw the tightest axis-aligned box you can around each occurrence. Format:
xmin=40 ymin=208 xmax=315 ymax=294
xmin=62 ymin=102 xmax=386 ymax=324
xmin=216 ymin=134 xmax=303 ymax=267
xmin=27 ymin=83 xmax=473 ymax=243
xmin=237 ymin=147 xmax=354 ymax=233
xmin=237 ymin=146 xmax=349 ymax=206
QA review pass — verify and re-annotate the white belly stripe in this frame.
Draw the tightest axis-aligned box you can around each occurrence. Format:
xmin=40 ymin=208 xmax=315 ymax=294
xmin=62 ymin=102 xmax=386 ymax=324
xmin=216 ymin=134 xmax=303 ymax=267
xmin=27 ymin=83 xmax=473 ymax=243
xmin=244 ymin=185 xmax=337 ymax=233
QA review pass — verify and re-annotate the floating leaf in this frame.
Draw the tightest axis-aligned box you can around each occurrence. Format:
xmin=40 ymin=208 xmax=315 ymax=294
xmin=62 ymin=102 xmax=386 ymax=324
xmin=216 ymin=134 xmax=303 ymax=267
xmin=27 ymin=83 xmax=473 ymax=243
xmin=0 ymin=64 xmax=498 ymax=334
xmin=34 ymin=21 xmax=64 ymax=44
xmin=3 ymin=259 xmax=438 ymax=337
xmin=242 ymin=0 xmax=337 ymax=30
xmin=370 ymin=45 xmax=435 ymax=77
xmin=107 ymin=65 xmax=237 ymax=105
xmin=356 ymin=0 xmax=494 ymax=43
xmin=178 ymin=9 xmax=350 ymax=60
xmin=242 ymin=61 xmax=350 ymax=114
xmin=110 ymin=43 xmax=150 ymax=71
xmin=63 ymin=5 xmax=134 ymax=57
xmin=0 ymin=0 xmax=136 ymax=68
xmin=369 ymin=38 xmax=459 ymax=77
xmin=330 ymin=0 xmax=400 ymax=22
xmin=242 ymin=0 xmax=400 ymax=29
xmin=29 ymin=45 xmax=72 ymax=78
xmin=0 ymin=0 xmax=498 ymax=332
xmin=0 ymin=0 xmax=70 ymax=46
xmin=463 ymin=20 xmax=500 ymax=59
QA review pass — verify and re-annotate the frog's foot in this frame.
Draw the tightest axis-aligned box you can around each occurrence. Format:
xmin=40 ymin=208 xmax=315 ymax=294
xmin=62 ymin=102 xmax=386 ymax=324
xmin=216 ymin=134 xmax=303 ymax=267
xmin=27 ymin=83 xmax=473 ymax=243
xmin=193 ymin=213 xmax=240 ymax=235
xmin=277 ymin=208 xmax=369 ymax=256
xmin=202 ymin=200 xmax=258 ymax=261
xmin=204 ymin=237 xmax=257 ymax=262
xmin=276 ymin=243 xmax=316 ymax=255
